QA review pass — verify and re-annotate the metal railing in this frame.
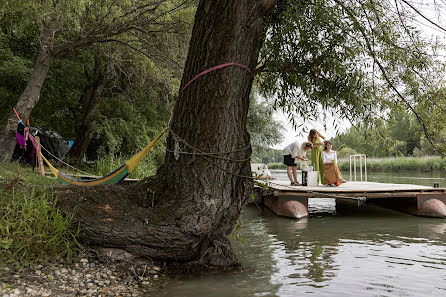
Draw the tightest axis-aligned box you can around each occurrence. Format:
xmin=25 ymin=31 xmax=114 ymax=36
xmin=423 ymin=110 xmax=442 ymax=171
xmin=349 ymin=154 xmax=367 ymax=181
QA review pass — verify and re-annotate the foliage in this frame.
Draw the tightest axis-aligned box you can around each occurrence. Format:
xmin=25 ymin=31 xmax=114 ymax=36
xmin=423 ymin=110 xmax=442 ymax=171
xmin=337 ymin=156 xmax=446 ymax=172
xmin=0 ymin=164 xmax=79 ymax=269
xmin=331 ymin=108 xmax=440 ymax=158
xmin=251 ymin=146 xmax=283 ymax=164
xmin=267 ymin=162 xmax=286 ymax=169
xmin=0 ymin=32 xmax=33 ymax=129
xmin=259 ymin=0 xmax=446 ymax=158
xmin=0 ymin=0 xmax=194 ymax=166
xmin=0 ymin=162 xmax=58 ymax=186
xmin=337 ymin=147 xmax=358 ymax=159
xmin=247 ymin=91 xmax=283 ymax=148
xmin=94 ymin=150 xmax=163 ymax=179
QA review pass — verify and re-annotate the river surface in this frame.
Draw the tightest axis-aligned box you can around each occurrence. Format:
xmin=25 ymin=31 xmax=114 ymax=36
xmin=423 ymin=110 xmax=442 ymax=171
xmin=151 ymin=170 xmax=446 ymax=297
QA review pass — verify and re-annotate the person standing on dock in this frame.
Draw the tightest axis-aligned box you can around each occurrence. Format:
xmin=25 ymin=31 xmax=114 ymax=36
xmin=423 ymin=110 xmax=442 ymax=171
xmin=322 ymin=140 xmax=347 ymax=186
xmin=308 ymin=129 xmax=326 ymax=185
xmin=283 ymin=141 xmax=313 ymax=186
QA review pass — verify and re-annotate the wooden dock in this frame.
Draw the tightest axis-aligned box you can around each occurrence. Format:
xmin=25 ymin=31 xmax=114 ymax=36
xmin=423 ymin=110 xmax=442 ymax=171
xmin=256 ymin=180 xmax=446 ymax=219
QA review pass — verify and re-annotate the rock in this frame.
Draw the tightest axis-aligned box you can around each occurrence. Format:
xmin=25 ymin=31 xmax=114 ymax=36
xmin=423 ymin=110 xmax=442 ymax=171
xmin=97 ymin=247 xmax=134 ymax=262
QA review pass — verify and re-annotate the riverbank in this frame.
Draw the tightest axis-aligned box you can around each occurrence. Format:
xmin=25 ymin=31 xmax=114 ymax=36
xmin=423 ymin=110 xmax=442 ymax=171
xmin=0 ymin=163 xmax=164 ymax=296
xmin=268 ymin=156 xmax=446 ymax=172
xmin=1 ymin=254 xmax=162 ymax=297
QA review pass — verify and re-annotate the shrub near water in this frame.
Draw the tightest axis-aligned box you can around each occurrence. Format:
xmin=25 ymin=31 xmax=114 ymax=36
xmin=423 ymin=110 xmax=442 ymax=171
xmin=337 ymin=156 xmax=446 ymax=172
xmin=267 ymin=156 xmax=446 ymax=172
xmin=0 ymin=188 xmax=80 ymax=269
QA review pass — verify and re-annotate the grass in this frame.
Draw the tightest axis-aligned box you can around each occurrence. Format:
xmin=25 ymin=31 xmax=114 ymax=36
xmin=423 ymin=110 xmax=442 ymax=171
xmin=337 ymin=156 xmax=446 ymax=172
xmin=95 ymin=154 xmax=159 ymax=179
xmin=0 ymin=162 xmax=58 ymax=186
xmin=0 ymin=163 xmax=80 ymax=273
xmin=267 ymin=156 xmax=446 ymax=172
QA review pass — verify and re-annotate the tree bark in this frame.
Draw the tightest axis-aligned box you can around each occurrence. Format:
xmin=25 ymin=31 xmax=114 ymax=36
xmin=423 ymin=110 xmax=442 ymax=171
xmin=0 ymin=28 xmax=56 ymax=163
xmin=58 ymin=0 xmax=275 ymax=268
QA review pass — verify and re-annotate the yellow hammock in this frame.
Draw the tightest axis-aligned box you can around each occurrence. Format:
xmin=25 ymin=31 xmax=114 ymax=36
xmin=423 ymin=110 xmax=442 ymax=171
xmin=41 ymin=128 xmax=168 ymax=186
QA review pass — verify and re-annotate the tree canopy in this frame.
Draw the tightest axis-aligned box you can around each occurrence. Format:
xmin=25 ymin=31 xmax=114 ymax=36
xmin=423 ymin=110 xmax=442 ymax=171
xmin=1 ymin=0 xmax=446 ymax=269
xmin=259 ymin=0 xmax=446 ymax=156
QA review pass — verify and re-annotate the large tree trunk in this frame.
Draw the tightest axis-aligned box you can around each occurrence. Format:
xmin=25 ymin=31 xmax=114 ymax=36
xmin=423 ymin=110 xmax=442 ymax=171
xmin=67 ymin=59 xmax=111 ymax=163
xmin=0 ymin=28 xmax=56 ymax=163
xmin=58 ymin=0 xmax=276 ymax=268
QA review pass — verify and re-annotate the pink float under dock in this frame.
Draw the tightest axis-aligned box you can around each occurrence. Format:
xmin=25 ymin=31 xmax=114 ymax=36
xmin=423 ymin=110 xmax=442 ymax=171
xmin=256 ymin=181 xmax=446 ymax=219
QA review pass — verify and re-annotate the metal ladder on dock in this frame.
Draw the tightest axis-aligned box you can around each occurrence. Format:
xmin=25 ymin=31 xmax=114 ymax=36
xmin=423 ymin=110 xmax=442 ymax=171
xmin=349 ymin=154 xmax=367 ymax=181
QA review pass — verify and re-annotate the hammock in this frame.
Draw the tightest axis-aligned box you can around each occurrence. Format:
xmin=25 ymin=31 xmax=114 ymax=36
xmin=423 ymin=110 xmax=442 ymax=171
xmin=17 ymin=61 xmax=252 ymax=186
xmin=40 ymin=128 xmax=167 ymax=186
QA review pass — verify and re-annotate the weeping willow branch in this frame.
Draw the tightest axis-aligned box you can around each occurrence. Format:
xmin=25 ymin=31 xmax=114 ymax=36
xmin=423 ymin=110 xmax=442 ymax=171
xmin=334 ymin=0 xmax=442 ymax=155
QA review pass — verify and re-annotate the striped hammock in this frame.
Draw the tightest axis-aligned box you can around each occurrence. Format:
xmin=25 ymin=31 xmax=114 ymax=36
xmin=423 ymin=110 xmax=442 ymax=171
xmin=41 ymin=128 xmax=167 ymax=186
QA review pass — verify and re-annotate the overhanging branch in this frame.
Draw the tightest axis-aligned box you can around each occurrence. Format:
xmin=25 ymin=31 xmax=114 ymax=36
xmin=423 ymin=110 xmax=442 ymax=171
xmin=334 ymin=0 xmax=441 ymax=153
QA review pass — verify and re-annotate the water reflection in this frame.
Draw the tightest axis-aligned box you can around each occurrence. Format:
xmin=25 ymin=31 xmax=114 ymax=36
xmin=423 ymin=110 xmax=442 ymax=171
xmin=151 ymin=200 xmax=446 ymax=297
xmin=246 ymin=203 xmax=446 ymax=297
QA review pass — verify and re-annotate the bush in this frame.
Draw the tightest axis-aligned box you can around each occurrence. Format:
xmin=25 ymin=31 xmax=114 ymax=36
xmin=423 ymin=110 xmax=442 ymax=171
xmin=337 ymin=147 xmax=358 ymax=159
xmin=0 ymin=188 xmax=80 ymax=269
xmin=267 ymin=162 xmax=286 ymax=169
xmin=337 ymin=156 xmax=446 ymax=172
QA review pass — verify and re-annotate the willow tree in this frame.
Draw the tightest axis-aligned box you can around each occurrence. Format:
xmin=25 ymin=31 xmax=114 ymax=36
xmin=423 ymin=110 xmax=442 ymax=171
xmin=258 ymin=0 xmax=445 ymax=155
xmin=57 ymin=0 xmax=446 ymax=268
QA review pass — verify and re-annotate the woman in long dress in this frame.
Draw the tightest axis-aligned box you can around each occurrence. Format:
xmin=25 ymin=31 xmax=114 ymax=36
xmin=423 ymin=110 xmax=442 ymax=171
xmin=322 ymin=141 xmax=347 ymax=186
xmin=308 ymin=129 xmax=326 ymax=184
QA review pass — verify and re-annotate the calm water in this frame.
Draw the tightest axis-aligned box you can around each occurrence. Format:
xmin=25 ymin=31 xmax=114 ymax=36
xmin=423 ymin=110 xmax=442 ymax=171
xmin=151 ymin=170 xmax=446 ymax=297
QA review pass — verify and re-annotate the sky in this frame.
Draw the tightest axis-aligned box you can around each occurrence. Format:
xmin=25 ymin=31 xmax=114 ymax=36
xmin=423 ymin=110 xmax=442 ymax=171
xmin=272 ymin=110 xmax=351 ymax=150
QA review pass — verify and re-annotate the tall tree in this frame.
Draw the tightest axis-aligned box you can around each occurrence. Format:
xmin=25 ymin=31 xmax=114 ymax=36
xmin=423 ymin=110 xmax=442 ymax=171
xmin=56 ymin=0 xmax=446 ymax=269
xmin=0 ymin=0 xmax=190 ymax=163
xmin=60 ymin=0 xmax=277 ymax=268
xmin=66 ymin=54 xmax=113 ymax=163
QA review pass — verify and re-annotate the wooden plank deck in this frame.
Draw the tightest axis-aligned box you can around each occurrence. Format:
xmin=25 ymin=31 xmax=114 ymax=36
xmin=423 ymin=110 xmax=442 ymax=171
xmin=257 ymin=180 xmax=445 ymax=198
xmin=255 ymin=180 xmax=446 ymax=218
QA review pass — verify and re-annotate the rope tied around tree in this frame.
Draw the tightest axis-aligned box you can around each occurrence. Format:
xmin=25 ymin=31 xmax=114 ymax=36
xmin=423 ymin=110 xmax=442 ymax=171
xmin=167 ymin=127 xmax=251 ymax=162
xmin=168 ymin=62 xmax=253 ymax=127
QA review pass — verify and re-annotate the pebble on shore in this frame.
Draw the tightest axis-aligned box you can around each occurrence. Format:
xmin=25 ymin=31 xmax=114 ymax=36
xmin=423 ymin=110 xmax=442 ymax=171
xmin=0 ymin=254 xmax=163 ymax=297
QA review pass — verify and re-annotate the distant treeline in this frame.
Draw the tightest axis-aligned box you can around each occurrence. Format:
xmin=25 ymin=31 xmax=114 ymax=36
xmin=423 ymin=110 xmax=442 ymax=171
xmin=331 ymin=109 xmax=444 ymax=158
xmin=267 ymin=156 xmax=445 ymax=172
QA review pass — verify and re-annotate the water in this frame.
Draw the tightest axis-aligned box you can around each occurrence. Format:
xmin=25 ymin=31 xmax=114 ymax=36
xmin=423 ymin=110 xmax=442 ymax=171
xmin=151 ymin=170 xmax=446 ymax=297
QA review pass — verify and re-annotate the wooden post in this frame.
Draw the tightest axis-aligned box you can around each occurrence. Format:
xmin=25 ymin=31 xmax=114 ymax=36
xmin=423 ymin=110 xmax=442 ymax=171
xmin=35 ymin=136 xmax=45 ymax=176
